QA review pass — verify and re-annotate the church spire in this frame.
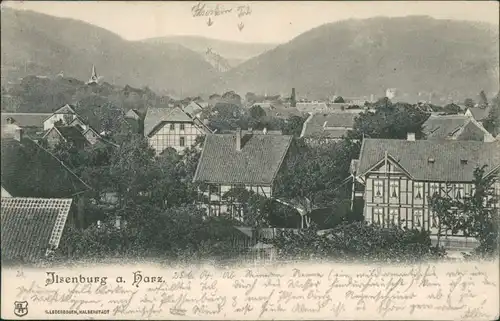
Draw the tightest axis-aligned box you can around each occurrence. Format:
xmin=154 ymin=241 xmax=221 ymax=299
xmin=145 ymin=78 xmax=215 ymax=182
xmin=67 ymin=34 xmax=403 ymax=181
xmin=88 ymin=65 xmax=98 ymax=84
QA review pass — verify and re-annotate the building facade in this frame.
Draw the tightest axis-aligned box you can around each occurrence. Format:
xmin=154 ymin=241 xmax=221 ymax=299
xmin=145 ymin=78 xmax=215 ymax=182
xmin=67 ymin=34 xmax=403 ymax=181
xmin=193 ymin=129 xmax=293 ymax=218
xmin=144 ymin=107 xmax=212 ymax=154
xmin=351 ymin=137 xmax=500 ymax=251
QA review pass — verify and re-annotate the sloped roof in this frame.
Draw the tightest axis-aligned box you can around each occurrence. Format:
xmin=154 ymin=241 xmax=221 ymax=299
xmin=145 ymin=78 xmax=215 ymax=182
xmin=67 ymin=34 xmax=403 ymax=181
xmin=184 ymin=102 xmax=203 ymax=116
xmin=53 ymin=126 xmax=89 ymax=146
xmin=423 ymin=115 xmax=493 ymax=141
xmin=53 ymin=104 xmax=76 ymax=115
xmin=1 ymin=138 xmax=90 ymax=197
xmin=125 ymin=109 xmax=142 ymax=120
xmin=193 ymin=133 xmax=293 ymax=185
xmin=356 ymin=139 xmax=500 ymax=182
xmin=144 ymin=107 xmax=194 ymax=136
xmin=296 ymin=102 xmax=329 ymax=113
xmin=1 ymin=113 xmax=52 ymax=128
xmin=1 ymin=197 xmax=72 ymax=262
xmin=301 ymin=112 xmax=358 ymax=139
xmin=467 ymin=106 xmax=490 ymax=121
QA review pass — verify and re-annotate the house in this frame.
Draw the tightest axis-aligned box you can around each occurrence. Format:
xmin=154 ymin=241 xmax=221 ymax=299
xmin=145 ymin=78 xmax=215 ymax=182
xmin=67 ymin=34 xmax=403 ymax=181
xmin=296 ymin=102 xmax=330 ymax=113
xmin=1 ymin=130 xmax=91 ymax=227
xmin=250 ymin=101 xmax=304 ymax=119
xmin=1 ymin=112 xmax=51 ymax=138
xmin=1 ymin=197 xmax=73 ymax=262
xmin=43 ymin=104 xmax=79 ymax=130
xmin=350 ymin=136 xmax=500 ymax=252
xmin=193 ymin=129 xmax=293 ymax=218
xmin=423 ymin=114 xmax=495 ymax=142
xmin=465 ymin=106 xmax=491 ymax=121
xmin=300 ymin=112 xmax=359 ymax=143
xmin=125 ymin=109 xmax=145 ymax=135
xmin=43 ymin=126 xmax=90 ymax=149
xmin=144 ymin=107 xmax=213 ymax=154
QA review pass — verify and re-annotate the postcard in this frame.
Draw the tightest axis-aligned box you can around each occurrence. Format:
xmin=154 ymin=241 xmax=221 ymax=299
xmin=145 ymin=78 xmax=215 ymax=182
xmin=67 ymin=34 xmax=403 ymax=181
xmin=1 ymin=1 xmax=499 ymax=320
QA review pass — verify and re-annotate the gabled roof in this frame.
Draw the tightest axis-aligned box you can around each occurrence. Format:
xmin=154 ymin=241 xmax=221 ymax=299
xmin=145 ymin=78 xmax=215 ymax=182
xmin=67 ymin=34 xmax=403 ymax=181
xmin=356 ymin=139 xmax=500 ymax=182
xmin=466 ymin=106 xmax=491 ymax=121
xmin=1 ymin=197 xmax=72 ymax=262
xmin=423 ymin=114 xmax=494 ymax=141
xmin=300 ymin=112 xmax=358 ymax=139
xmin=193 ymin=133 xmax=293 ymax=185
xmin=1 ymin=138 xmax=91 ymax=197
xmin=184 ymin=102 xmax=203 ymax=116
xmin=125 ymin=109 xmax=142 ymax=120
xmin=144 ymin=107 xmax=194 ymax=136
xmin=1 ymin=113 xmax=52 ymax=128
xmin=53 ymin=104 xmax=76 ymax=115
xmin=44 ymin=126 xmax=89 ymax=146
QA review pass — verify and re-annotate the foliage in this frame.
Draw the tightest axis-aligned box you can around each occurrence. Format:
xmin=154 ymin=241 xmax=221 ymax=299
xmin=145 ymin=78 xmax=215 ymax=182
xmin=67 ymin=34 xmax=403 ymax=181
xmin=347 ymin=100 xmax=430 ymax=139
xmin=270 ymin=221 xmax=444 ymax=262
xmin=281 ymin=115 xmax=308 ymax=137
xmin=429 ymin=166 xmax=499 ymax=256
xmin=249 ymin=105 xmax=266 ymax=119
xmin=442 ymin=103 xmax=462 ymax=114
xmin=333 ymin=96 xmax=345 ymax=103
xmin=483 ymin=92 xmax=500 ymax=136
xmin=478 ymin=90 xmax=489 ymax=108
xmin=274 ymin=138 xmax=359 ymax=227
xmin=464 ymin=98 xmax=475 ymax=108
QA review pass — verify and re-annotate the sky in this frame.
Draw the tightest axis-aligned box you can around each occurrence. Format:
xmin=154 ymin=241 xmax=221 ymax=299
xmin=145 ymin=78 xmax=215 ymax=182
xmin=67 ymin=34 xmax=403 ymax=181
xmin=3 ymin=1 xmax=499 ymax=43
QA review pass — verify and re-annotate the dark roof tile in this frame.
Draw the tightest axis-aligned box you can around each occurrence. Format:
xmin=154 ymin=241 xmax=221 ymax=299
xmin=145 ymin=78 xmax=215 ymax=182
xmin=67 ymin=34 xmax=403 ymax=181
xmin=193 ymin=133 xmax=292 ymax=185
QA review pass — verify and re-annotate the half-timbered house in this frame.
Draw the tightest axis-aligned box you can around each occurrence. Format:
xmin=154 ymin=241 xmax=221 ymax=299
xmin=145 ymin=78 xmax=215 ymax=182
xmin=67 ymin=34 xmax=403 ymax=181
xmin=351 ymin=135 xmax=500 ymax=251
xmin=144 ymin=107 xmax=213 ymax=154
xmin=193 ymin=129 xmax=293 ymax=218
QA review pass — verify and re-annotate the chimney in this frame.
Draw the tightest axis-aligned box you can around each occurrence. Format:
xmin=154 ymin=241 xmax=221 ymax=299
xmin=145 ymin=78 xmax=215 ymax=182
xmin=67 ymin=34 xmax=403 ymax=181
xmin=14 ymin=127 xmax=23 ymax=142
xmin=236 ymin=127 xmax=242 ymax=151
xmin=407 ymin=132 xmax=416 ymax=141
xmin=291 ymin=88 xmax=297 ymax=107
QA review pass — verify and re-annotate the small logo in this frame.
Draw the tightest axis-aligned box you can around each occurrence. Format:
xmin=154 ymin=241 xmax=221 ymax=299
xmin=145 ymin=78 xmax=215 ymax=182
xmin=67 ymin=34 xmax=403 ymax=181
xmin=14 ymin=301 xmax=28 ymax=317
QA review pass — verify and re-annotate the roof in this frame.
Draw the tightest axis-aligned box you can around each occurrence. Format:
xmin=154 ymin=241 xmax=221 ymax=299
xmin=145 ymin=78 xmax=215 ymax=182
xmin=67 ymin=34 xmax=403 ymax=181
xmin=49 ymin=126 xmax=89 ymax=146
xmin=296 ymin=102 xmax=329 ymax=113
xmin=301 ymin=112 xmax=358 ymax=139
xmin=184 ymin=102 xmax=203 ymax=116
xmin=466 ymin=106 xmax=490 ymax=121
xmin=144 ymin=107 xmax=194 ymax=136
xmin=125 ymin=109 xmax=142 ymax=120
xmin=53 ymin=104 xmax=76 ymax=115
xmin=1 ymin=197 xmax=72 ymax=262
xmin=1 ymin=113 xmax=52 ymax=128
xmin=193 ymin=133 xmax=293 ymax=185
xmin=1 ymin=138 xmax=90 ymax=197
xmin=356 ymin=139 xmax=500 ymax=182
xmin=423 ymin=115 xmax=493 ymax=141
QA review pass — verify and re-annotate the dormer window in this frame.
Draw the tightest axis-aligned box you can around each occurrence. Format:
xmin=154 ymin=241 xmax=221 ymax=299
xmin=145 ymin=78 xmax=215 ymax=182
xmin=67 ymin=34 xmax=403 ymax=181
xmin=460 ymin=159 xmax=468 ymax=165
xmin=428 ymin=158 xmax=435 ymax=164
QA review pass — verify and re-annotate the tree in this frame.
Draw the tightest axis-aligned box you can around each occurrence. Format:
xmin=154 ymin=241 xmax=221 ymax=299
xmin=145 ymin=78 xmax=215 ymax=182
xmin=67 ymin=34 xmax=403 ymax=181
xmin=249 ymin=105 xmax=266 ymax=119
xmin=464 ymin=98 xmax=475 ymax=108
xmin=333 ymin=96 xmax=345 ymax=103
xmin=429 ymin=166 xmax=498 ymax=256
xmin=442 ymin=103 xmax=462 ymax=114
xmin=478 ymin=90 xmax=488 ymax=108
xmin=347 ymin=102 xmax=429 ymax=140
xmin=245 ymin=92 xmax=257 ymax=104
xmin=282 ymin=115 xmax=308 ymax=137
xmin=274 ymin=138 xmax=359 ymax=228
xmin=482 ymin=92 xmax=500 ymax=136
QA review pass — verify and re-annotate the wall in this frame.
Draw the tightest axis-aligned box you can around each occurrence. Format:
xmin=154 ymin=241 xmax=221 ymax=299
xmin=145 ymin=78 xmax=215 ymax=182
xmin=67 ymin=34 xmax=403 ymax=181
xmin=149 ymin=121 xmax=204 ymax=154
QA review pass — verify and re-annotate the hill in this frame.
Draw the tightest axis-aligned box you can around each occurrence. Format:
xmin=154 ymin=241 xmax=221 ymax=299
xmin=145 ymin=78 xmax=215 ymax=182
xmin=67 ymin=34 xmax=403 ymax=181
xmin=204 ymin=16 xmax=499 ymax=102
xmin=1 ymin=8 xmax=218 ymax=95
xmin=143 ymin=35 xmax=277 ymax=67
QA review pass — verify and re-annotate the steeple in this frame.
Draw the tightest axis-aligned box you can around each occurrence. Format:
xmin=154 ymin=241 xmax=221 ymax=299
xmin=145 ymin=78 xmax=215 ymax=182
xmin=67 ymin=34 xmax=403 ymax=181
xmin=88 ymin=65 xmax=98 ymax=84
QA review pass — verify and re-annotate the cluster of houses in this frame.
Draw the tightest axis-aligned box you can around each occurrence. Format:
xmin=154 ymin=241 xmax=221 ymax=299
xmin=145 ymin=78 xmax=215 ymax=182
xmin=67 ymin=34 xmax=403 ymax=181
xmin=2 ymin=84 xmax=499 ymax=262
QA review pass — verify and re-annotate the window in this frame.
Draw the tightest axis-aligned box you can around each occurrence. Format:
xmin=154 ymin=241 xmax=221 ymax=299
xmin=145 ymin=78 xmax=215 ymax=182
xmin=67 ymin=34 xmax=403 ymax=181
xmin=170 ymin=123 xmax=175 ymax=130
xmin=180 ymin=136 xmax=185 ymax=147
xmin=373 ymin=208 xmax=383 ymax=225
xmin=430 ymin=183 xmax=439 ymax=196
xmin=390 ymin=180 xmax=399 ymax=198
xmin=389 ymin=208 xmax=399 ymax=226
xmin=431 ymin=214 xmax=439 ymax=228
xmin=180 ymin=123 xmax=185 ymax=131
xmin=414 ymin=210 xmax=423 ymax=228
xmin=414 ymin=182 xmax=424 ymax=199
xmin=455 ymin=184 xmax=464 ymax=199
xmin=374 ymin=180 xmax=384 ymax=198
